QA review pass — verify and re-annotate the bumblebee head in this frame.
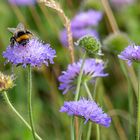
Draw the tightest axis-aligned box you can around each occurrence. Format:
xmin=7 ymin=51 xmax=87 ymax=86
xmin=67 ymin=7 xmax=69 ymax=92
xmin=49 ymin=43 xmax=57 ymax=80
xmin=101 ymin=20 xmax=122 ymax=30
xmin=7 ymin=23 xmax=26 ymax=36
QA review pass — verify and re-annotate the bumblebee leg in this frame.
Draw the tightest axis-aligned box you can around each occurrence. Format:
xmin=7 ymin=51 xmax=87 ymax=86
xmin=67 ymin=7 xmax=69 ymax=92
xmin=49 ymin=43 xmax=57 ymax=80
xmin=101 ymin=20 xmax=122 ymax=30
xmin=10 ymin=37 xmax=16 ymax=47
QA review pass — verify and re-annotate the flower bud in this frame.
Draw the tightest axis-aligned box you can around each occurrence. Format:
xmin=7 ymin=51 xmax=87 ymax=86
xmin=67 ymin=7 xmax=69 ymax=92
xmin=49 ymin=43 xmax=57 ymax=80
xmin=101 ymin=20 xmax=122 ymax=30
xmin=75 ymin=35 xmax=101 ymax=57
xmin=103 ymin=32 xmax=129 ymax=54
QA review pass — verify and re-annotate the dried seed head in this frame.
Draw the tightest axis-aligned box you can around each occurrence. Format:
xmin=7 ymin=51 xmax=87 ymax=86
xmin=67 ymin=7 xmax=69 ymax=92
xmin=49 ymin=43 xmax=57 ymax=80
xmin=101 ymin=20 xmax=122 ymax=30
xmin=0 ymin=72 xmax=15 ymax=92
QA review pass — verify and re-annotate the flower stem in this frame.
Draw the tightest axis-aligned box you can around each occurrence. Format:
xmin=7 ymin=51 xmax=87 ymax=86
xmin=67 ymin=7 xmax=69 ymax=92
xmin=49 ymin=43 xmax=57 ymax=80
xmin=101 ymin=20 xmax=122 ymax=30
xmin=137 ymin=67 xmax=140 ymax=140
xmin=78 ymin=120 xmax=84 ymax=140
xmin=84 ymin=82 xmax=92 ymax=100
xmin=119 ymin=60 xmax=133 ymax=139
xmin=86 ymin=122 xmax=92 ymax=140
xmin=75 ymin=53 xmax=86 ymax=101
xmin=3 ymin=91 xmax=42 ymax=140
xmin=28 ymin=65 xmax=36 ymax=140
xmin=70 ymin=53 xmax=86 ymax=140
xmin=71 ymin=117 xmax=75 ymax=140
xmin=96 ymin=124 xmax=100 ymax=140
xmin=100 ymin=0 xmax=119 ymax=33
xmin=84 ymin=82 xmax=100 ymax=140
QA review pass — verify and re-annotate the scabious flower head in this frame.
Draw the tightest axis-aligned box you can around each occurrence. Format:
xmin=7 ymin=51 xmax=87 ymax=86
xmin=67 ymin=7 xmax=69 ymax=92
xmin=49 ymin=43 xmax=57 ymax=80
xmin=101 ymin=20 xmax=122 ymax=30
xmin=58 ymin=58 xmax=108 ymax=94
xmin=0 ymin=72 xmax=15 ymax=92
xmin=8 ymin=0 xmax=36 ymax=5
xmin=71 ymin=10 xmax=102 ymax=29
xmin=118 ymin=45 xmax=140 ymax=66
xmin=3 ymin=38 xmax=56 ymax=67
xmin=60 ymin=98 xmax=111 ymax=127
xmin=59 ymin=10 xmax=102 ymax=47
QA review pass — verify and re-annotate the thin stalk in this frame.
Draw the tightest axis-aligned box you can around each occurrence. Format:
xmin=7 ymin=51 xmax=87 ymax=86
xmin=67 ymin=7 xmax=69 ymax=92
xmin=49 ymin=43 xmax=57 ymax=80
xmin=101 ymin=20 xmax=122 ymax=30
xmin=75 ymin=53 xmax=86 ymax=101
xmin=84 ymin=82 xmax=100 ymax=140
xmin=28 ymin=65 xmax=36 ymax=140
xmin=70 ymin=53 xmax=86 ymax=140
xmin=93 ymin=80 xmax=98 ymax=99
xmin=78 ymin=120 xmax=84 ymax=140
xmin=39 ymin=0 xmax=75 ymax=63
xmin=100 ymin=0 xmax=119 ymax=33
xmin=3 ymin=91 xmax=42 ymax=140
xmin=86 ymin=122 xmax=92 ymax=140
xmin=96 ymin=124 xmax=100 ymax=140
xmin=71 ymin=117 xmax=75 ymax=140
xmin=119 ymin=60 xmax=133 ymax=139
xmin=137 ymin=67 xmax=140 ymax=140
xmin=84 ymin=82 xmax=92 ymax=100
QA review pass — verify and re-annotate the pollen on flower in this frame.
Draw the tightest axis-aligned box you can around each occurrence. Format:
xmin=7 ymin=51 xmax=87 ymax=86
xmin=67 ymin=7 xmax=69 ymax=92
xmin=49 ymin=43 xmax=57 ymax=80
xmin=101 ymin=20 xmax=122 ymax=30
xmin=0 ymin=72 xmax=15 ymax=92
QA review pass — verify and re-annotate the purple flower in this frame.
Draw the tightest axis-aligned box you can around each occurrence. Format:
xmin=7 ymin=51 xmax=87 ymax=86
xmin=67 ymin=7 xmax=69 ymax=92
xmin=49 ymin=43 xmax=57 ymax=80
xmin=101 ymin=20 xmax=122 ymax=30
xmin=8 ymin=0 xmax=36 ymax=5
xmin=3 ymin=38 xmax=56 ymax=67
xmin=60 ymin=28 xmax=98 ymax=47
xmin=110 ymin=0 xmax=134 ymax=8
xmin=71 ymin=10 xmax=102 ymax=29
xmin=118 ymin=45 xmax=140 ymax=66
xmin=58 ymin=59 xmax=108 ymax=94
xmin=59 ymin=10 xmax=102 ymax=47
xmin=60 ymin=98 xmax=111 ymax=127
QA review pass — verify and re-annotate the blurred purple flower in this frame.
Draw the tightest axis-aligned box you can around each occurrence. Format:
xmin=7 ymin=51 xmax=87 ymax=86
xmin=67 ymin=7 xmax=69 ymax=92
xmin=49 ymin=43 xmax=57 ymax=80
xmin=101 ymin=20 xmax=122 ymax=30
xmin=60 ymin=98 xmax=111 ymax=127
xmin=60 ymin=28 xmax=98 ymax=47
xmin=110 ymin=0 xmax=134 ymax=8
xmin=118 ymin=45 xmax=140 ymax=66
xmin=59 ymin=10 xmax=102 ymax=47
xmin=71 ymin=10 xmax=102 ymax=29
xmin=8 ymin=0 xmax=36 ymax=5
xmin=3 ymin=38 xmax=56 ymax=67
xmin=58 ymin=58 xmax=108 ymax=94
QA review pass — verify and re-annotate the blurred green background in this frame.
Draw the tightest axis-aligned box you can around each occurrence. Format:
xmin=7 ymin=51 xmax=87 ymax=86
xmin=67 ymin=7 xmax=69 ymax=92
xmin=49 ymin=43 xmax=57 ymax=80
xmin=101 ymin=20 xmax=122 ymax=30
xmin=0 ymin=0 xmax=140 ymax=139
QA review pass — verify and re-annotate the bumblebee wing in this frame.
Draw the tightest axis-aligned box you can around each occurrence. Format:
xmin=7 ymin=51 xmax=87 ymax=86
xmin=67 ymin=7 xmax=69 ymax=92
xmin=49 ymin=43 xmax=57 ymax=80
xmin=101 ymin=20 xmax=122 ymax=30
xmin=7 ymin=27 xmax=17 ymax=33
xmin=17 ymin=23 xmax=26 ymax=31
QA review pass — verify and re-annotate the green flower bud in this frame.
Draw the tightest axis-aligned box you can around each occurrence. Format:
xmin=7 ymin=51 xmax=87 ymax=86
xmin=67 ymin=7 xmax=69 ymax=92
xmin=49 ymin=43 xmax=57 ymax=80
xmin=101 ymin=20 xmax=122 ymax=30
xmin=75 ymin=35 xmax=102 ymax=57
xmin=0 ymin=72 xmax=15 ymax=92
xmin=103 ymin=32 xmax=130 ymax=54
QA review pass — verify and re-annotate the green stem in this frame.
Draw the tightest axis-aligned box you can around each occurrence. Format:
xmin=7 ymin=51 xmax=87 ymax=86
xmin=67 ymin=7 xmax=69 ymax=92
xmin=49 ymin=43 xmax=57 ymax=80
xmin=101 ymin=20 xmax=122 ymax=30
xmin=86 ymin=122 xmax=92 ymax=140
xmin=84 ymin=82 xmax=92 ymax=100
xmin=28 ymin=65 xmax=36 ymax=140
xmin=78 ymin=120 xmax=84 ymax=140
xmin=3 ymin=91 xmax=42 ymax=140
xmin=137 ymin=68 xmax=140 ymax=140
xmin=71 ymin=53 xmax=86 ymax=140
xmin=71 ymin=117 xmax=75 ymax=140
xmin=96 ymin=124 xmax=100 ymax=140
xmin=75 ymin=53 xmax=86 ymax=101
xmin=84 ymin=82 xmax=100 ymax=140
xmin=119 ymin=60 xmax=133 ymax=139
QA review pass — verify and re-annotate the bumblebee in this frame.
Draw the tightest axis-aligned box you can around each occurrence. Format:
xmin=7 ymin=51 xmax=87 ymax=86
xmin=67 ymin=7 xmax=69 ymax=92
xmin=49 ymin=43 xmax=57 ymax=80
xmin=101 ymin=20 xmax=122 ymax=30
xmin=8 ymin=23 xmax=33 ymax=47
